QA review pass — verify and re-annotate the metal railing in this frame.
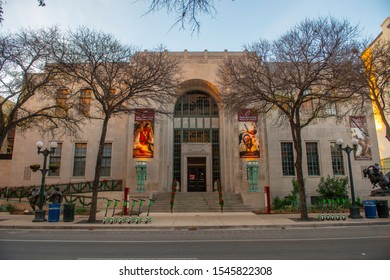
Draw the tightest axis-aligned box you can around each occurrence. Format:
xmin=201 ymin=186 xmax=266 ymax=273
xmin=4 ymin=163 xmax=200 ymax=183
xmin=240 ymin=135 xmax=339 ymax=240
xmin=0 ymin=179 xmax=123 ymax=203
xmin=216 ymin=179 xmax=224 ymax=213
xmin=170 ymin=179 xmax=178 ymax=213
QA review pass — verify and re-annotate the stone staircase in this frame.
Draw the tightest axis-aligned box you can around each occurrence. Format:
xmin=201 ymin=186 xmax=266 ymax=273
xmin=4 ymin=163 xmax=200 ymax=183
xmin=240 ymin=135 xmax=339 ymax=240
xmin=150 ymin=192 xmax=254 ymax=212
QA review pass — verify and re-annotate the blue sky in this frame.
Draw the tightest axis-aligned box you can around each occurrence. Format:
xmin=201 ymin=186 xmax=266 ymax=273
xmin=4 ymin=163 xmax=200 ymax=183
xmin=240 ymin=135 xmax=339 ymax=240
xmin=1 ymin=0 xmax=389 ymax=51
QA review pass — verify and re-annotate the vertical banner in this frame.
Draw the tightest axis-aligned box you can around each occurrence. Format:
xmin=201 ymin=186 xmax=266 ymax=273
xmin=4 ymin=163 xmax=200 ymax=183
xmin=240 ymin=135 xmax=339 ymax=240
xmin=238 ymin=109 xmax=260 ymax=158
xmin=133 ymin=109 xmax=155 ymax=158
xmin=349 ymin=116 xmax=372 ymax=160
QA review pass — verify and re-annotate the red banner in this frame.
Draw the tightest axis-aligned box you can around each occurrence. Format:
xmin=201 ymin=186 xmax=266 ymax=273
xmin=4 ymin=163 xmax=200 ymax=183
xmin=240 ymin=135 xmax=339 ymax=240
xmin=238 ymin=109 xmax=260 ymax=158
xmin=133 ymin=109 xmax=155 ymax=158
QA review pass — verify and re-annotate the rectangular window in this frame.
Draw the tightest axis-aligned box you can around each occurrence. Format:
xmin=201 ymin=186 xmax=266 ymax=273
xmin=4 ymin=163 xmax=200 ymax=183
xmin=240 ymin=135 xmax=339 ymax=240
xmin=55 ymin=88 xmax=69 ymax=117
xmin=182 ymin=129 xmax=212 ymax=143
xmin=49 ymin=143 xmax=62 ymax=176
xmin=212 ymin=129 xmax=220 ymax=183
xmin=281 ymin=142 xmax=295 ymax=176
xmin=73 ymin=143 xmax=87 ymax=177
xmin=108 ymin=88 xmax=118 ymax=106
xmin=324 ymin=102 xmax=337 ymax=116
xmin=301 ymin=99 xmax=313 ymax=115
xmin=331 ymin=142 xmax=345 ymax=175
xmin=173 ymin=130 xmax=181 ymax=183
xmin=306 ymin=142 xmax=320 ymax=176
xmin=79 ymin=89 xmax=92 ymax=116
xmin=100 ymin=143 xmax=112 ymax=177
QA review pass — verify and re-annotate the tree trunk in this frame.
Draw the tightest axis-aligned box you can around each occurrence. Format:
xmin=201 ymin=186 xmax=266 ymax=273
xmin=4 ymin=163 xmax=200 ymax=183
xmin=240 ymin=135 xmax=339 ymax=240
xmin=385 ymin=124 xmax=390 ymax=143
xmin=88 ymin=116 xmax=110 ymax=223
xmin=290 ymin=121 xmax=309 ymax=221
xmin=0 ymin=131 xmax=6 ymax=153
xmin=0 ymin=123 xmax=11 ymax=153
xmin=378 ymin=109 xmax=390 ymax=143
xmin=0 ymin=110 xmax=8 ymax=152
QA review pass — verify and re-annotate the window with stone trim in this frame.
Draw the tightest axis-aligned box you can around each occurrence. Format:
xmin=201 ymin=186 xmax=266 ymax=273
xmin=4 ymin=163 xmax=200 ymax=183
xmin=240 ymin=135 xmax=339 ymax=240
xmin=281 ymin=142 xmax=295 ymax=176
xmin=100 ymin=143 xmax=112 ymax=177
xmin=49 ymin=143 xmax=62 ymax=176
xmin=324 ymin=102 xmax=337 ymax=116
xmin=330 ymin=142 xmax=345 ymax=175
xmin=55 ymin=88 xmax=69 ymax=117
xmin=79 ymin=89 xmax=92 ymax=116
xmin=306 ymin=142 xmax=320 ymax=176
xmin=73 ymin=143 xmax=87 ymax=177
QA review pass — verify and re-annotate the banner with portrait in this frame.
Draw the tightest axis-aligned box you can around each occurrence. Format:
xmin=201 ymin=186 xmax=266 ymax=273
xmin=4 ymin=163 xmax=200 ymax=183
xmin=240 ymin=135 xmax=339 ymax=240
xmin=133 ymin=109 xmax=155 ymax=158
xmin=238 ymin=109 xmax=260 ymax=158
xmin=350 ymin=116 xmax=372 ymax=160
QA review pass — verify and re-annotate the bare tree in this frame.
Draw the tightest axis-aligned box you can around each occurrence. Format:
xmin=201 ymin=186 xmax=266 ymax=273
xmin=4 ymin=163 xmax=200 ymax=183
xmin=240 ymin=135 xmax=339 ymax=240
xmin=1 ymin=1 xmax=220 ymax=32
xmin=0 ymin=27 xmax=81 ymax=154
xmin=140 ymin=0 xmax=218 ymax=33
xmin=54 ymin=27 xmax=181 ymax=223
xmin=219 ymin=17 xmax=366 ymax=220
xmin=361 ymin=39 xmax=390 ymax=141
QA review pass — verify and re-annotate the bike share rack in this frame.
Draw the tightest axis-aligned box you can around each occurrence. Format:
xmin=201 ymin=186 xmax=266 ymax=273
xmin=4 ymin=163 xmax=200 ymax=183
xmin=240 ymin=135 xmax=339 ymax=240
xmin=102 ymin=198 xmax=154 ymax=224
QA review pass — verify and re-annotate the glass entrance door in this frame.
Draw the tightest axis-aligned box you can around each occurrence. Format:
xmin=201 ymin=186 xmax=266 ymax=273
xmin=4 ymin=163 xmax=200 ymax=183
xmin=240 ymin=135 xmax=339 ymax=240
xmin=187 ymin=157 xmax=206 ymax=192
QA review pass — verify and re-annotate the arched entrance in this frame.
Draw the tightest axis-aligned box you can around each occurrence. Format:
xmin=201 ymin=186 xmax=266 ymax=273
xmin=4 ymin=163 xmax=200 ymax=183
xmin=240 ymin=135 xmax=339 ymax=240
xmin=173 ymin=83 xmax=220 ymax=192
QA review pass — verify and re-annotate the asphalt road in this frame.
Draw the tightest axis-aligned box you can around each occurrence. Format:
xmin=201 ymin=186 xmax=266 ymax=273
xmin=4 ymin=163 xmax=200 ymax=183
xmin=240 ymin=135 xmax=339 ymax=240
xmin=0 ymin=225 xmax=389 ymax=260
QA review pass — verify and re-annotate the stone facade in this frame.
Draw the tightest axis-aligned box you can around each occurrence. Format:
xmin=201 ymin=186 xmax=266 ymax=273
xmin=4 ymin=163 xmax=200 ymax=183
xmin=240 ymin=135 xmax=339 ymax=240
xmin=0 ymin=50 xmax=381 ymax=208
xmin=369 ymin=17 xmax=390 ymax=166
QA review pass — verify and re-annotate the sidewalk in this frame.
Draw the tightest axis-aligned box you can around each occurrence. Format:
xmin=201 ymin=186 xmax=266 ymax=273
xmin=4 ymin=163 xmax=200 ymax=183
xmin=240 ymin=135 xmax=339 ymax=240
xmin=1 ymin=211 xmax=389 ymax=230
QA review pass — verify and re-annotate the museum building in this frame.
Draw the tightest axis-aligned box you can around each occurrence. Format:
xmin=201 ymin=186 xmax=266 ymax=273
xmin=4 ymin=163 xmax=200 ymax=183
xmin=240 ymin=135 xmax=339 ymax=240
xmin=0 ymin=50 xmax=380 ymax=209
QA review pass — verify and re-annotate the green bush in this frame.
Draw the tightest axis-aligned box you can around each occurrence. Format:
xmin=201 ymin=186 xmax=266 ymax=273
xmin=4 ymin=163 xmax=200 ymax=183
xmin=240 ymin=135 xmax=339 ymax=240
xmin=0 ymin=204 xmax=18 ymax=213
xmin=316 ymin=176 xmax=348 ymax=199
xmin=272 ymin=178 xmax=300 ymax=211
xmin=74 ymin=207 xmax=89 ymax=215
xmin=273 ymin=196 xmax=285 ymax=210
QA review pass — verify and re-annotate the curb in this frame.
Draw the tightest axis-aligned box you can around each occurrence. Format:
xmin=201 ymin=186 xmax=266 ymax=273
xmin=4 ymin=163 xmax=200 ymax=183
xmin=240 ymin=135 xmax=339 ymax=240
xmin=1 ymin=221 xmax=389 ymax=230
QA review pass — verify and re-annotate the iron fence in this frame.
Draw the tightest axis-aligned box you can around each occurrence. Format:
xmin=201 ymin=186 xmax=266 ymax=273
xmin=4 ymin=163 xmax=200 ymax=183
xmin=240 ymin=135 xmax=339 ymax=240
xmin=0 ymin=179 xmax=123 ymax=203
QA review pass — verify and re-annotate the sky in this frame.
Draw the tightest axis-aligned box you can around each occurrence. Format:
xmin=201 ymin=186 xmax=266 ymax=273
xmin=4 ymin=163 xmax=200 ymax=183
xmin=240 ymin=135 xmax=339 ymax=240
xmin=1 ymin=0 xmax=389 ymax=51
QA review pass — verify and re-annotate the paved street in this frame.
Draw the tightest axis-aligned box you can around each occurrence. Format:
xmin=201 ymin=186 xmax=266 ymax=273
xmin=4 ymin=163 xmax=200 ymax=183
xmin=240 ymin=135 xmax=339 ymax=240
xmin=1 ymin=225 xmax=389 ymax=259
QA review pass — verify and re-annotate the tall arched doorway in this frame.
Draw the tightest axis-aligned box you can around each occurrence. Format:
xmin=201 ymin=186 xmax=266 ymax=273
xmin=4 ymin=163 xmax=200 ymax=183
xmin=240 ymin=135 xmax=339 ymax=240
xmin=173 ymin=90 xmax=220 ymax=192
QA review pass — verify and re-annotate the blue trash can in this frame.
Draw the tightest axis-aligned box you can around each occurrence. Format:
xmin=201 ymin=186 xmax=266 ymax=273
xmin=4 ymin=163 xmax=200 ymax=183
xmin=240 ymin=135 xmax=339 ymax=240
xmin=48 ymin=203 xmax=61 ymax=222
xmin=363 ymin=200 xmax=377 ymax=218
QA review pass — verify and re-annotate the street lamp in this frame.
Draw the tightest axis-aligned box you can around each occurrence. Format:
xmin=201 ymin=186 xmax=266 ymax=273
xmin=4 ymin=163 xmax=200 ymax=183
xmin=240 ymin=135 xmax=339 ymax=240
xmin=336 ymin=138 xmax=362 ymax=219
xmin=32 ymin=141 xmax=58 ymax=222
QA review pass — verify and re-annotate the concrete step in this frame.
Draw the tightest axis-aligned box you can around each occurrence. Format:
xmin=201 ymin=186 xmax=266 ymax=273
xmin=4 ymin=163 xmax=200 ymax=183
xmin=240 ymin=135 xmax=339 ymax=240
xmin=151 ymin=192 xmax=254 ymax=212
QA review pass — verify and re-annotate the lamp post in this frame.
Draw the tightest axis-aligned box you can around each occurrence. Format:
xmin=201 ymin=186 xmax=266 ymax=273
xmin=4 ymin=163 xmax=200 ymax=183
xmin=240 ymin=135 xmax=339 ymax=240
xmin=336 ymin=138 xmax=362 ymax=219
xmin=32 ymin=141 xmax=58 ymax=222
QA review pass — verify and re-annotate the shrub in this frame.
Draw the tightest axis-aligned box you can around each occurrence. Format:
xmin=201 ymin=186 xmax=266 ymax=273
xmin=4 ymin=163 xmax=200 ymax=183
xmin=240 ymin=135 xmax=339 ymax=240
xmin=272 ymin=178 xmax=300 ymax=211
xmin=316 ymin=176 xmax=348 ymax=199
xmin=0 ymin=204 xmax=18 ymax=213
xmin=74 ymin=207 xmax=89 ymax=215
xmin=273 ymin=196 xmax=285 ymax=209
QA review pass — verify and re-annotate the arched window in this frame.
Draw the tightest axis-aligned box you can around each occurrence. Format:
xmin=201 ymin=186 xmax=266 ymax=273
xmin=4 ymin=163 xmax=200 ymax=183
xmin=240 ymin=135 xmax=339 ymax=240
xmin=174 ymin=90 xmax=218 ymax=117
xmin=173 ymin=90 xmax=220 ymax=186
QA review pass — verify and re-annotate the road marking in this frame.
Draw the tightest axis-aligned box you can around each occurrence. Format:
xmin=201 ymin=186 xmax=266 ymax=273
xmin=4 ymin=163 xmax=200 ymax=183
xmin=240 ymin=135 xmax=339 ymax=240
xmin=1 ymin=236 xmax=389 ymax=243
xmin=77 ymin=258 xmax=198 ymax=260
